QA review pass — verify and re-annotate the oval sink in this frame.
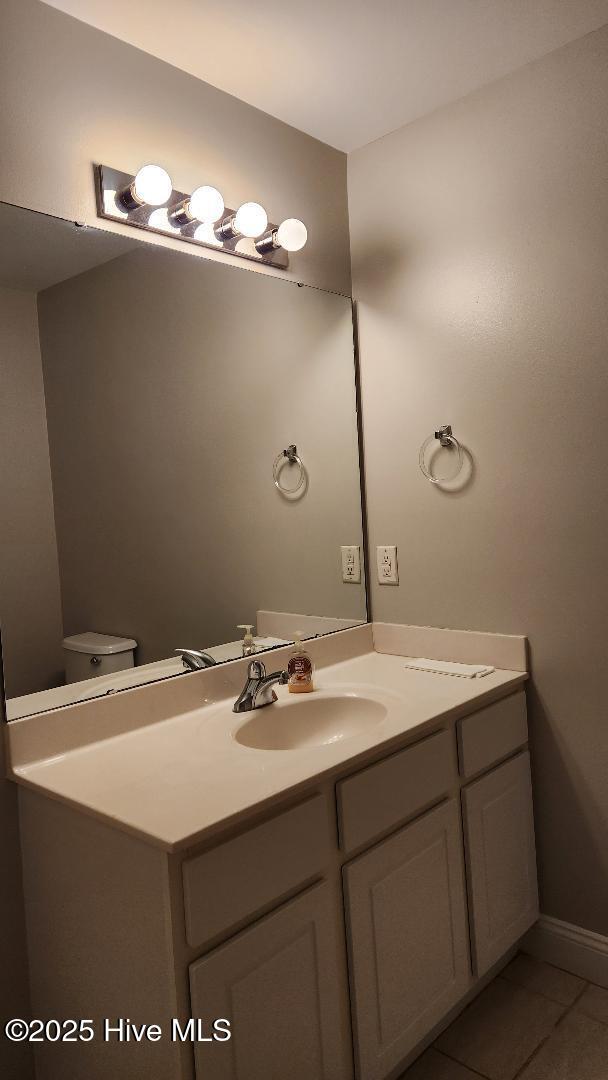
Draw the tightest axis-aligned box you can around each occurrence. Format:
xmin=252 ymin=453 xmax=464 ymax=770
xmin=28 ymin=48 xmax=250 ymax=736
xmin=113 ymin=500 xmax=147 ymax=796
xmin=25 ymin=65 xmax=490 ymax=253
xmin=234 ymin=692 xmax=387 ymax=751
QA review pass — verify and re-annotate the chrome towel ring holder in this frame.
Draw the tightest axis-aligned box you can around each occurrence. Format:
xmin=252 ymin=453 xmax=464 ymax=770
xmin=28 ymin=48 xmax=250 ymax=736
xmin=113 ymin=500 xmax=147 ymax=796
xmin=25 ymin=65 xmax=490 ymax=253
xmin=273 ymin=444 xmax=306 ymax=495
xmin=419 ymin=425 xmax=464 ymax=484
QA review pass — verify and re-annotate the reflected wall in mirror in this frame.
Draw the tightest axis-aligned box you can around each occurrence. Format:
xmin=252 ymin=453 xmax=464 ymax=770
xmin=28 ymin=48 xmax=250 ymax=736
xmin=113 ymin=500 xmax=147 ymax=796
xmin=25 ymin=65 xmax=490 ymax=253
xmin=0 ymin=202 xmax=366 ymax=720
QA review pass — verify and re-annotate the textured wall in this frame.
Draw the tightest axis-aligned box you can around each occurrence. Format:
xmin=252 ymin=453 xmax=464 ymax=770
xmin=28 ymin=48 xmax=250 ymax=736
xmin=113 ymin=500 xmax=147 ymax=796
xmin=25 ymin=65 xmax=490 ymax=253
xmin=0 ymin=287 xmax=64 ymax=696
xmin=349 ymin=27 xmax=608 ymax=935
xmin=38 ymin=246 xmax=364 ymax=664
xmin=0 ymin=0 xmax=351 ymax=295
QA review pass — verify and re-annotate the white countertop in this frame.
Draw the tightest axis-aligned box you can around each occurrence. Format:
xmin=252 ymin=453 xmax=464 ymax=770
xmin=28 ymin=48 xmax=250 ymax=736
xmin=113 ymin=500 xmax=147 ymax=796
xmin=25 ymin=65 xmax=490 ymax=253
xmin=10 ymin=648 xmax=526 ymax=851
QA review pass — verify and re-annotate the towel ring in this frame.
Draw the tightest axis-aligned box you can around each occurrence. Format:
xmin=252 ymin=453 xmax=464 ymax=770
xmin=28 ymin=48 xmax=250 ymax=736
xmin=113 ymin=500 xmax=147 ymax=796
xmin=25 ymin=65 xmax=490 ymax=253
xmin=419 ymin=425 xmax=463 ymax=484
xmin=273 ymin=444 xmax=306 ymax=495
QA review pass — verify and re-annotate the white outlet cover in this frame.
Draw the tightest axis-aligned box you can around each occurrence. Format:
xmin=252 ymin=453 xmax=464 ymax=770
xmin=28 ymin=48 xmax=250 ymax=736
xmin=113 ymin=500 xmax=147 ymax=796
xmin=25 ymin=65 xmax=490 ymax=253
xmin=376 ymin=545 xmax=399 ymax=585
xmin=341 ymin=545 xmax=361 ymax=584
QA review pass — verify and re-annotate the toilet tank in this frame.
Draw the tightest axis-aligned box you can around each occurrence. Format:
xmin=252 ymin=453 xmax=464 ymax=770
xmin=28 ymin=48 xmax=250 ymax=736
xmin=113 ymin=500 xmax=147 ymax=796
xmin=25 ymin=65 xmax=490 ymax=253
xmin=62 ymin=632 xmax=138 ymax=683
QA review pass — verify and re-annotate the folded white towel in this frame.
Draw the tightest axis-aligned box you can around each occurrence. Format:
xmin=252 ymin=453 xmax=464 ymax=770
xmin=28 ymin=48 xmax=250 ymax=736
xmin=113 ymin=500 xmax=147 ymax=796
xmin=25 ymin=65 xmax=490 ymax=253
xmin=404 ymin=658 xmax=495 ymax=678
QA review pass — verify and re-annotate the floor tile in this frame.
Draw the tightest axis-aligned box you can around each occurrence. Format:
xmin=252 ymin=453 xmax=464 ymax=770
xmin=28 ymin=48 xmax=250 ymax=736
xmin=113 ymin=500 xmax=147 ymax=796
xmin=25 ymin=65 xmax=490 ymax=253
xmin=434 ymin=978 xmax=564 ymax=1080
xmin=401 ymin=1047 xmax=484 ymax=1079
xmin=518 ymin=1010 xmax=608 ymax=1079
xmin=574 ymin=982 xmax=608 ymax=1026
xmin=500 ymin=952 xmax=586 ymax=1005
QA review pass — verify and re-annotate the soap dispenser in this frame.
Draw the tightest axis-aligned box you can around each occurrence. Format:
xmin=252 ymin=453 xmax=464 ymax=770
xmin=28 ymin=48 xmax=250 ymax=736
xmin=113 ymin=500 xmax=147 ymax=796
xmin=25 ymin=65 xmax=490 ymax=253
xmin=237 ymin=625 xmax=256 ymax=657
xmin=287 ymin=632 xmax=314 ymax=693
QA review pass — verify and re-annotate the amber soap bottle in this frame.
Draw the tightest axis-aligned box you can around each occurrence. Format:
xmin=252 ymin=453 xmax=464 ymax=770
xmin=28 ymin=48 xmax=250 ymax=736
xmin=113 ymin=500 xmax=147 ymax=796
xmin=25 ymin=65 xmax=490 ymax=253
xmin=287 ymin=632 xmax=314 ymax=693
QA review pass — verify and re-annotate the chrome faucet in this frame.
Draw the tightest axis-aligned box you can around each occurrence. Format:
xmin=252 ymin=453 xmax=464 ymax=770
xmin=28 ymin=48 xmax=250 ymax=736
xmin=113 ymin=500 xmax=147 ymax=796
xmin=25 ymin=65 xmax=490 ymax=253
xmin=233 ymin=659 xmax=289 ymax=713
xmin=175 ymin=648 xmax=217 ymax=671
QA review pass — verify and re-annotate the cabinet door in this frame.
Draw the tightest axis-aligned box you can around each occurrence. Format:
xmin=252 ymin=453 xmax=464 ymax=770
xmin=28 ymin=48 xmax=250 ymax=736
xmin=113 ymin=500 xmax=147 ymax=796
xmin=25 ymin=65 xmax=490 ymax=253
xmin=189 ymin=882 xmax=352 ymax=1080
xmin=463 ymin=751 xmax=538 ymax=977
xmin=344 ymin=800 xmax=470 ymax=1080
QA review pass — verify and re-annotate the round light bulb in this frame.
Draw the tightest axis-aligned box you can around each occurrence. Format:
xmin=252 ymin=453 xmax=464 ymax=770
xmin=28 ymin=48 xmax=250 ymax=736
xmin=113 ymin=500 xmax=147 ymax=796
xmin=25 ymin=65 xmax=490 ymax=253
xmin=188 ymin=185 xmax=224 ymax=224
xmin=276 ymin=218 xmax=307 ymax=252
xmin=234 ymin=201 xmax=268 ymax=238
xmin=132 ymin=165 xmax=173 ymax=206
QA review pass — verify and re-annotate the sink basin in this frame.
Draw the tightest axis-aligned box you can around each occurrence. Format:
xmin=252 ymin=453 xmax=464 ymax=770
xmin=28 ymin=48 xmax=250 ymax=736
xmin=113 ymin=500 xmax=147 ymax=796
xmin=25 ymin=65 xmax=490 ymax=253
xmin=233 ymin=692 xmax=387 ymax=751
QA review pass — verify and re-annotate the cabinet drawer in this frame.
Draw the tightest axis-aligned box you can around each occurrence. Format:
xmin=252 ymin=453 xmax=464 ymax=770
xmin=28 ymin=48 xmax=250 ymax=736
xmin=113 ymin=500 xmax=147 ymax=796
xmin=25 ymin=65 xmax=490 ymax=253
xmin=183 ymin=795 xmax=331 ymax=949
xmin=337 ymin=729 xmax=455 ymax=854
xmin=458 ymin=691 xmax=527 ymax=779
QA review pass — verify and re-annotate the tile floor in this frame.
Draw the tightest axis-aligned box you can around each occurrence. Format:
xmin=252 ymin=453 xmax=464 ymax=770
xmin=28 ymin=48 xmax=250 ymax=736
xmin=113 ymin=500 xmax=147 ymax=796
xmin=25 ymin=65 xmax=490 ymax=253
xmin=402 ymin=952 xmax=608 ymax=1080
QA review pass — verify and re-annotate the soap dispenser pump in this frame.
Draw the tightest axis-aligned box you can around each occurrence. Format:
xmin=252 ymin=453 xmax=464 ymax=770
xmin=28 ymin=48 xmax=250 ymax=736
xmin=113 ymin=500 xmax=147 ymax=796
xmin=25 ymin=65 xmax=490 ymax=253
xmin=237 ymin=625 xmax=256 ymax=657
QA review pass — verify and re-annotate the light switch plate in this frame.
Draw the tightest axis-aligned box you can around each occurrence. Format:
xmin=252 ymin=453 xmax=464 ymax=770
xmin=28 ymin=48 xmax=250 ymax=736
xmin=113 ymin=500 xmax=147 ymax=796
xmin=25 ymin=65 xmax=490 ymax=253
xmin=376 ymin=545 xmax=399 ymax=585
xmin=341 ymin=545 xmax=361 ymax=584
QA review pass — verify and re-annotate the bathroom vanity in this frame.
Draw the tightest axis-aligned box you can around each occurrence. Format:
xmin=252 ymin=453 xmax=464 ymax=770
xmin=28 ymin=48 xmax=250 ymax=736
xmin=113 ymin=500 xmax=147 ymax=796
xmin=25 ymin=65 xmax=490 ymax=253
xmin=8 ymin=624 xmax=536 ymax=1080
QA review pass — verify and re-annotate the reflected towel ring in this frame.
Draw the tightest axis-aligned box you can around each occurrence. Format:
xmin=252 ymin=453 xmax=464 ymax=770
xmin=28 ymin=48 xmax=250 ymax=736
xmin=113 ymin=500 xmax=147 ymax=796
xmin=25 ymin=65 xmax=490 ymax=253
xmin=419 ymin=425 xmax=463 ymax=484
xmin=273 ymin=444 xmax=306 ymax=495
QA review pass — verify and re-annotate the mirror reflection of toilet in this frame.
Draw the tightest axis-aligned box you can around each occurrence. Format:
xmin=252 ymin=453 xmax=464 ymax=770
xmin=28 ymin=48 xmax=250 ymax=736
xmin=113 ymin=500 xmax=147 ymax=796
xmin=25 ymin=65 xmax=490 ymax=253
xmin=62 ymin=633 xmax=137 ymax=683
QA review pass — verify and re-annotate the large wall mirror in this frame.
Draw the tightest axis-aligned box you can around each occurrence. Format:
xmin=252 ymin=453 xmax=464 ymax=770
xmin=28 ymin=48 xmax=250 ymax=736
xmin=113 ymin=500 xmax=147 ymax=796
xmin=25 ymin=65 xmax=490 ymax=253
xmin=0 ymin=202 xmax=367 ymax=720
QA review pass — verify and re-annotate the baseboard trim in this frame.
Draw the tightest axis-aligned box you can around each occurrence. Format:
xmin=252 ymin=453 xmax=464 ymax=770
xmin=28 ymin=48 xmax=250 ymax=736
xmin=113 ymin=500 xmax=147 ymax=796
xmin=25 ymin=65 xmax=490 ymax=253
xmin=524 ymin=915 xmax=608 ymax=988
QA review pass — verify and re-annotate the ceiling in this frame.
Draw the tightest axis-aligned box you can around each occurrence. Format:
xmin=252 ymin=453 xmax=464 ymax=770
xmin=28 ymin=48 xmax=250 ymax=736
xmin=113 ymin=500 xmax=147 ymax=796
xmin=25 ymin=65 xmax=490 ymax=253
xmin=0 ymin=204 xmax=136 ymax=292
xmin=44 ymin=0 xmax=608 ymax=151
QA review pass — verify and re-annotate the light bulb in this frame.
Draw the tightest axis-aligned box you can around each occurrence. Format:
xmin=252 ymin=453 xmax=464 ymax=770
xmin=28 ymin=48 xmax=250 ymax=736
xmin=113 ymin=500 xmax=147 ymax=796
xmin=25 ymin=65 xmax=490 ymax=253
xmin=277 ymin=218 xmax=307 ymax=252
xmin=188 ymin=185 xmax=224 ymax=224
xmin=234 ymin=202 xmax=268 ymax=238
xmin=132 ymin=165 xmax=173 ymax=206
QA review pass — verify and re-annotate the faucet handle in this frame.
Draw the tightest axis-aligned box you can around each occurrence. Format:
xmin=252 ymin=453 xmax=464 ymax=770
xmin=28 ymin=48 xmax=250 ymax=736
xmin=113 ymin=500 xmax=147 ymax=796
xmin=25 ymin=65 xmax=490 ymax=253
xmin=248 ymin=659 xmax=266 ymax=679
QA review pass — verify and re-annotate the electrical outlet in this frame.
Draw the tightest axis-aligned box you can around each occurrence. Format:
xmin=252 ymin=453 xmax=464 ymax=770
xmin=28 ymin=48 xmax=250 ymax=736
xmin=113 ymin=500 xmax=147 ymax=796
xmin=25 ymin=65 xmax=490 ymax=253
xmin=376 ymin=545 xmax=398 ymax=585
xmin=341 ymin=545 xmax=361 ymax=584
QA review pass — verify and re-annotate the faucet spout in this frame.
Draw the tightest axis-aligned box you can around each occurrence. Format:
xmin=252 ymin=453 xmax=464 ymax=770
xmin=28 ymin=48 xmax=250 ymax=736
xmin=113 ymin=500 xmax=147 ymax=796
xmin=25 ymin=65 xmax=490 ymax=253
xmin=175 ymin=649 xmax=217 ymax=671
xmin=233 ymin=660 xmax=289 ymax=713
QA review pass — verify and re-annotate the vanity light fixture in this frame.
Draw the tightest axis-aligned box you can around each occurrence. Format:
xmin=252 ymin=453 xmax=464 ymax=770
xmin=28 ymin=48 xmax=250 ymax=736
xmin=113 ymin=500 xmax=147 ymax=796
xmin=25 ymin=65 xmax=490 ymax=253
xmin=96 ymin=163 xmax=306 ymax=269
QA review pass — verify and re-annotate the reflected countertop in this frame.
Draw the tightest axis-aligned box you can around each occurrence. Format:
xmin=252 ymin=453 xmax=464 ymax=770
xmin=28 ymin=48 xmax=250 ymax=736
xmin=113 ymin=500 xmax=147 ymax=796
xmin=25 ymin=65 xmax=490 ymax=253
xmin=5 ymin=635 xmax=291 ymax=721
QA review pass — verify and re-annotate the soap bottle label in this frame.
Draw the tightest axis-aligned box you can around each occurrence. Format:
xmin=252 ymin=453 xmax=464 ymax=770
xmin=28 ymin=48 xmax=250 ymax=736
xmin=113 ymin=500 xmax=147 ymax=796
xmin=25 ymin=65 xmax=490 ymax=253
xmin=288 ymin=654 xmax=312 ymax=681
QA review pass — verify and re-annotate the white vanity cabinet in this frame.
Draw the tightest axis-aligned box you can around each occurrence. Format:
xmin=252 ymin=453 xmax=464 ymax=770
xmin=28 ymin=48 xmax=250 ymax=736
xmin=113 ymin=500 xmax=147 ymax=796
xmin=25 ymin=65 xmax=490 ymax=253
xmin=183 ymin=690 xmax=534 ymax=1080
xmin=338 ymin=688 xmax=535 ymax=1080
xmin=343 ymin=800 xmax=470 ymax=1080
xmin=18 ymin=684 xmax=536 ymax=1080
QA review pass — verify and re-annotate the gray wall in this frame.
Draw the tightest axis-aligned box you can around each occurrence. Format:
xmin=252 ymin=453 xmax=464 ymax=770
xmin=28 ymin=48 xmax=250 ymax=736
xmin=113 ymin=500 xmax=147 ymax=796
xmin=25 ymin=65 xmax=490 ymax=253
xmin=0 ymin=0 xmax=350 ymax=295
xmin=349 ymin=26 xmax=608 ymax=936
xmin=38 ymin=247 xmax=364 ymax=664
xmin=0 ymin=290 xmax=48 ymax=1080
xmin=0 ymin=729 xmax=33 ymax=1079
xmin=0 ymin=3 xmax=351 ymax=1071
xmin=0 ymin=287 xmax=64 ymax=696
